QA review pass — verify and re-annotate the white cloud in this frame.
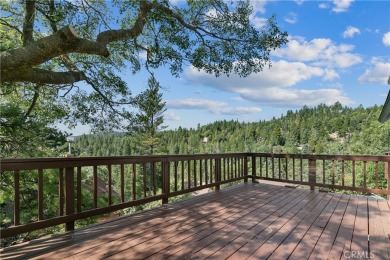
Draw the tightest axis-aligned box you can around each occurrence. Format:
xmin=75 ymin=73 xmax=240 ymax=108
xmin=332 ymin=0 xmax=354 ymax=13
xmin=186 ymin=60 xmax=324 ymax=90
xmin=358 ymin=62 xmax=390 ymax=84
xmin=166 ymin=98 xmax=261 ymax=115
xmin=383 ymin=32 xmax=390 ymax=46
xmin=295 ymin=0 xmax=304 ymax=5
xmin=249 ymin=1 xmax=268 ymax=29
xmin=240 ymin=88 xmax=352 ymax=107
xmin=273 ymin=37 xmax=332 ymax=62
xmin=213 ymin=107 xmax=262 ymax=115
xmin=323 ymin=69 xmax=340 ymax=81
xmin=284 ymin=12 xmax=298 ymax=24
xmin=166 ymin=98 xmax=226 ymax=110
xmin=250 ymin=17 xmax=268 ymax=29
xmin=205 ymin=8 xmax=217 ymax=18
xmin=184 ymin=60 xmax=353 ymax=107
xmin=138 ymin=51 xmax=147 ymax=61
xmin=272 ymin=36 xmax=362 ymax=68
xmin=163 ymin=111 xmax=181 ymax=121
xmin=343 ymin=26 xmax=360 ymax=38
xmin=250 ymin=1 xmax=267 ymax=15
xmin=319 ymin=3 xmax=328 ymax=9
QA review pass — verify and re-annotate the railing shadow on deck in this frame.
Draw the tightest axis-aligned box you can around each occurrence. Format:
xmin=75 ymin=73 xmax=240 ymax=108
xmin=0 ymin=153 xmax=389 ymax=240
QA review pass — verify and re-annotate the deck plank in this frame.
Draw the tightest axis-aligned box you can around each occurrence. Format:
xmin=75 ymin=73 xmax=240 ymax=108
xmin=367 ymin=197 xmax=389 ymax=259
xmin=247 ymin=192 xmax=332 ymax=259
xmin=164 ymin=188 xmax=306 ymax=259
xmin=47 ymin=183 xmax=271 ymax=260
xmin=376 ymin=198 xmax=390 ymax=259
xmin=97 ymin=184 xmax=284 ymax=259
xmin=3 ymin=184 xmax=255 ymax=260
xmin=0 ymin=182 xmax=389 ymax=260
xmin=350 ymin=196 xmax=369 ymax=255
xmin=326 ymin=195 xmax=359 ymax=259
xmin=138 ymin=186 xmax=301 ymax=259
xmin=222 ymin=190 xmax=325 ymax=259
xmin=299 ymin=194 xmax=349 ymax=259
xmin=267 ymin=193 xmax=342 ymax=259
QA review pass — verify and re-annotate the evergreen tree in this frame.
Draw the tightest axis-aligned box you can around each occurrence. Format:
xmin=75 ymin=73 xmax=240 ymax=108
xmin=129 ymin=75 xmax=167 ymax=155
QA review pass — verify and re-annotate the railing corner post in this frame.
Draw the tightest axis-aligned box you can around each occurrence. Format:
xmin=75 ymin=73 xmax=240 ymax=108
xmin=308 ymin=158 xmax=316 ymax=191
xmin=162 ymin=161 xmax=170 ymax=205
xmin=385 ymin=154 xmax=390 ymax=200
xmin=65 ymin=167 xmax=75 ymax=231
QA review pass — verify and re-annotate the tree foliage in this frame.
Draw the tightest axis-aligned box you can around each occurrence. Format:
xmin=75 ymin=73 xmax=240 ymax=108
xmin=73 ymin=103 xmax=390 ymax=156
xmin=129 ymin=75 xmax=166 ymax=155
xmin=1 ymin=0 xmax=288 ymax=131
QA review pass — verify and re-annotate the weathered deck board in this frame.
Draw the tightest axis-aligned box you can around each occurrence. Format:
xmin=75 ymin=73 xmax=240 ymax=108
xmin=1 ymin=182 xmax=389 ymax=260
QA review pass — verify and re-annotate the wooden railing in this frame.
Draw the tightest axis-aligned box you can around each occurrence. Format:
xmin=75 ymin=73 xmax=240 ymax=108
xmin=0 ymin=153 xmax=389 ymax=238
xmin=0 ymin=153 xmax=247 ymax=238
xmin=250 ymin=153 xmax=390 ymax=196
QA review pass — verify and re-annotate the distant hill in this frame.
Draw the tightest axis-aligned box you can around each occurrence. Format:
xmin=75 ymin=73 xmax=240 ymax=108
xmin=73 ymin=103 xmax=390 ymax=156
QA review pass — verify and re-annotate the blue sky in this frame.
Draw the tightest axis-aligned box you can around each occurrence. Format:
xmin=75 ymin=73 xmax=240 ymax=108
xmin=69 ymin=0 xmax=390 ymax=135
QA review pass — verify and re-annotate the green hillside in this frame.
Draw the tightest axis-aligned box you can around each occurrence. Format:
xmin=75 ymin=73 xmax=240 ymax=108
xmin=73 ymin=103 xmax=390 ymax=156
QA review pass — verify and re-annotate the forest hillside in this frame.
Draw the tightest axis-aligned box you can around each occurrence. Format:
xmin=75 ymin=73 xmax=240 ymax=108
xmin=73 ymin=102 xmax=390 ymax=156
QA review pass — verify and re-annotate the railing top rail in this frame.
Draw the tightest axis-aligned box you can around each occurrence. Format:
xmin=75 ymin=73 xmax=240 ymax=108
xmin=0 ymin=153 xmax=250 ymax=171
xmin=251 ymin=153 xmax=390 ymax=162
xmin=1 ymin=153 xmax=388 ymax=171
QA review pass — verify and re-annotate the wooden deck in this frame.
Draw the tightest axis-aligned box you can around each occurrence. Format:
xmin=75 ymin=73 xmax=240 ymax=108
xmin=1 ymin=181 xmax=390 ymax=260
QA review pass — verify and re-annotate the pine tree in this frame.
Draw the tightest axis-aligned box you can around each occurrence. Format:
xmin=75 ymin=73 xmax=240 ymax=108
xmin=129 ymin=75 xmax=167 ymax=155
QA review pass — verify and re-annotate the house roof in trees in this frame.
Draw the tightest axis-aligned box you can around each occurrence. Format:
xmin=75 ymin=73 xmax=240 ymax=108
xmin=378 ymin=76 xmax=390 ymax=123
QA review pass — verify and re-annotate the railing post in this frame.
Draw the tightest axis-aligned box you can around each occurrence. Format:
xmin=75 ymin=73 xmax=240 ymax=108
xmin=215 ymin=158 xmax=221 ymax=191
xmin=65 ymin=167 xmax=75 ymax=231
xmin=251 ymin=154 xmax=256 ymax=183
xmin=308 ymin=158 xmax=316 ymax=191
xmin=244 ymin=155 xmax=248 ymax=183
xmin=162 ymin=161 xmax=170 ymax=205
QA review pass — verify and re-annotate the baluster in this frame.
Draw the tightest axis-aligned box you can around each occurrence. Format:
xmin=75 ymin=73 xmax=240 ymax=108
xmin=38 ymin=169 xmax=43 ymax=221
xmin=153 ymin=162 xmax=156 ymax=195
xmin=308 ymin=158 xmax=316 ymax=191
xmin=132 ymin=164 xmax=136 ymax=201
xmin=322 ymin=160 xmax=325 ymax=185
xmin=142 ymin=163 xmax=146 ymax=198
xmin=251 ymin=155 xmax=256 ymax=182
xmin=77 ymin=166 xmax=82 ymax=212
xmin=65 ymin=167 xmax=75 ymax=231
xmin=194 ymin=160 xmax=197 ymax=187
xmin=120 ymin=164 xmax=125 ymax=203
xmin=108 ymin=165 xmax=112 ymax=205
xmin=285 ymin=157 xmax=288 ymax=181
xmin=59 ymin=168 xmax=64 ymax=215
xmin=93 ymin=166 xmax=97 ymax=208
xmin=174 ymin=161 xmax=178 ymax=192
xmin=14 ymin=170 xmax=20 ymax=226
xmin=375 ymin=161 xmax=379 ymax=190
xmin=200 ymin=159 xmax=203 ymax=186
xmin=341 ymin=160 xmax=345 ymax=187
xmin=181 ymin=161 xmax=185 ymax=190
xmin=363 ymin=161 xmax=367 ymax=189
xmin=352 ymin=161 xmax=355 ymax=188
xmin=331 ymin=160 xmax=335 ymax=185
xmin=187 ymin=160 xmax=191 ymax=189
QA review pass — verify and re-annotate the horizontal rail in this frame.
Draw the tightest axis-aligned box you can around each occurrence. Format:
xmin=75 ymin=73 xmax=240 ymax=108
xmin=0 ymin=153 xmax=389 ymax=239
xmin=0 ymin=153 xmax=247 ymax=238
xmin=250 ymin=153 xmax=390 ymax=196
